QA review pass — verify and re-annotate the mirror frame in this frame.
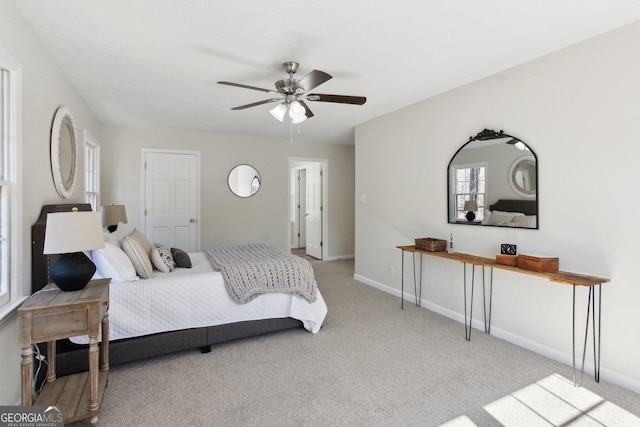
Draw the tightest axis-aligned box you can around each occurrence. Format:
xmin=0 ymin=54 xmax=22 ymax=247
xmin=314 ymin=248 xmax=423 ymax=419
xmin=447 ymin=129 xmax=538 ymax=228
xmin=228 ymin=164 xmax=261 ymax=198
xmin=50 ymin=106 xmax=77 ymax=198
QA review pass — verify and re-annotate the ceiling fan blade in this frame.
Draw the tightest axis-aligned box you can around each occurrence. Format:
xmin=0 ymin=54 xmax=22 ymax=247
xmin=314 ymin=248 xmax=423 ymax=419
xmin=306 ymin=93 xmax=367 ymax=105
xmin=293 ymin=70 xmax=332 ymax=93
xmin=231 ymin=98 xmax=282 ymax=110
xmin=298 ymin=100 xmax=314 ymax=119
xmin=218 ymin=81 xmax=277 ymax=94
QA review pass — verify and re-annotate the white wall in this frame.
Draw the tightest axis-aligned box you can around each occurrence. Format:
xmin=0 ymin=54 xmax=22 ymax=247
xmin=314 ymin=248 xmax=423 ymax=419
xmin=0 ymin=0 xmax=102 ymax=404
xmin=101 ymin=125 xmax=355 ymax=259
xmin=355 ymin=21 xmax=640 ymax=393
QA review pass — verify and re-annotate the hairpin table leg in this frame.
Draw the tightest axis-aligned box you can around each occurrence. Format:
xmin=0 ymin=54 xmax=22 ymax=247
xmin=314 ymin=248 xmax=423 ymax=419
xmin=573 ymin=283 xmax=602 ymax=385
xmin=463 ymin=263 xmax=475 ymax=341
xmin=482 ymin=266 xmax=493 ymax=334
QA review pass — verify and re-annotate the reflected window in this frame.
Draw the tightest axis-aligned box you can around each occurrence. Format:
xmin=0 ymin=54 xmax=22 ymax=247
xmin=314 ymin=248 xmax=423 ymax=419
xmin=451 ymin=162 xmax=486 ymax=222
xmin=251 ymin=176 xmax=260 ymax=195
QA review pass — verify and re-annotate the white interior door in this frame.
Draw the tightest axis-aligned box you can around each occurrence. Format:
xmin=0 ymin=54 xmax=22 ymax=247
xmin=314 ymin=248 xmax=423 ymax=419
xmin=144 ymin=150 xmax=199 ymax=251
xmin=295 ymin=169 xmax=307 ymax=248
xmin=305 ymin=164 xmax=322 ymax=259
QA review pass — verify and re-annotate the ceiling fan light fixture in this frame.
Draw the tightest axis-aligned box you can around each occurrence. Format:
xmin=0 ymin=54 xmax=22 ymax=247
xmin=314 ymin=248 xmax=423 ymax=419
xmin=291 ymin=114 xmax=307 ymax=124
xmin=269 ymin=103 xmax=287 ymax=122
xmin=288 ymin=100 xmax=305 ymax=117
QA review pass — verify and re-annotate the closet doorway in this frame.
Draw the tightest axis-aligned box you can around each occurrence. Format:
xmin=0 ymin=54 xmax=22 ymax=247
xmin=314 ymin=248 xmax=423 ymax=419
xmin=289 ymin=158 xmax=327 ymax=260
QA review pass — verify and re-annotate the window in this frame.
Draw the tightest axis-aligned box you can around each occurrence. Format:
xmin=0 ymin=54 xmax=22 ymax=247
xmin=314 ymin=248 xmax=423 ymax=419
xmin=84 ymin=131 xmax=101 ymax=211
xmin=0 ymin=46 xmax=24 ymax=320
xmin=451 ymin=162 xmax=486 ymax=222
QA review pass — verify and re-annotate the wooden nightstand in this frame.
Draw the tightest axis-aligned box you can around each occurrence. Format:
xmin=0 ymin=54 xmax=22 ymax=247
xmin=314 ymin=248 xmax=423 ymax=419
xmin=19 ymin=278 xmax=110 ymax=426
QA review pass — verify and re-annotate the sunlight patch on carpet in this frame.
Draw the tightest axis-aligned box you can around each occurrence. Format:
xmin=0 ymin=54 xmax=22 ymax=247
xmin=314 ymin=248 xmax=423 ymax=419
xmin=440 ymin=373 xmax=640 ymax=427
xmin=483 ymin=374 xmax=640 ymax=426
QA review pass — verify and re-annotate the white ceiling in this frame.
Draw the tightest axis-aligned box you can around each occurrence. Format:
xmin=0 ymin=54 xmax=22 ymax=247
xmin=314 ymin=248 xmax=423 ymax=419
xmin=11 ymin=1 xmax=640 ymax=145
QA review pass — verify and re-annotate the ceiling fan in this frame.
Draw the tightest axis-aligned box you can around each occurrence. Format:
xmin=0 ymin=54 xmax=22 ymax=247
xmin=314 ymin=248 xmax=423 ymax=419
xmin=218 ymin=61 xmax=366 ymax=123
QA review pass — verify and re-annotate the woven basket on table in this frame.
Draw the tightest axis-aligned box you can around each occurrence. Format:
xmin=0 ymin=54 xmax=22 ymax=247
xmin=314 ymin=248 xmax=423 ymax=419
xmin=415 ymin=238 xmax=447 ymax=252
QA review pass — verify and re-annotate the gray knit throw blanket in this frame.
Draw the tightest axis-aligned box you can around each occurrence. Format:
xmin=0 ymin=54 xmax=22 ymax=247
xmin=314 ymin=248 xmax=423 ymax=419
xmin=206 ymin=243 xmax=318 ymax=304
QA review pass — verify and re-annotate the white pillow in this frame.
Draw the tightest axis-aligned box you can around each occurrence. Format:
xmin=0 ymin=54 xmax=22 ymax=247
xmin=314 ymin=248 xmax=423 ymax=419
xmin=103 ymin=233 xmax=118 ymax=247
xmin=487 ymin=211 xmax=515 ymax=226
xmin=84 ymin=251 xmax=104 ymax=280
xmin=129 ymin=228 xmax=153 ymax=257
xmin=512 ymin=215 xmax=537 ymax=228
xmin=122 ymin=235 xmax=154 ymax=279
xmin=481 ymin=209 xmax=492 ymax=225
xmin=109 ymin=222 xmax=133 ymax=246
xmin=93 ymin=242 xmax=139 ymax=283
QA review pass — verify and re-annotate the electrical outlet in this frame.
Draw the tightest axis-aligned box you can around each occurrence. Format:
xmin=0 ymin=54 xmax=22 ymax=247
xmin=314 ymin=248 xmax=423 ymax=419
xmin=388 ymin=267 xmax=394 ymax=277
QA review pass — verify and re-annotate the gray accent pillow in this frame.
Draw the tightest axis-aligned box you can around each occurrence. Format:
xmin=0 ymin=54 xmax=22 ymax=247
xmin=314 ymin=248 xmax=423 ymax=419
xmin=171 ymin=248 xmax=192 ymax=268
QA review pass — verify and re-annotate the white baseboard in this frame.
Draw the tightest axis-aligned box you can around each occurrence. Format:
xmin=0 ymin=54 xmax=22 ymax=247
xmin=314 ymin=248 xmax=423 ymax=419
xmin=353 ymin=273 xmax=640 ymax=395
xmin=324 ymin=254 xmax=354 ymax=261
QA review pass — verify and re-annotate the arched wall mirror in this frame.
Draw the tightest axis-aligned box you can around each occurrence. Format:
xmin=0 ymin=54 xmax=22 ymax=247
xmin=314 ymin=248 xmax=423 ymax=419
xmin=228 ymin=164 xmax=261 ymax=198
xmin=50 ymin=107 xmax=77 ymax=198
xmin=447 ymin=129 xmax=538 ymax=229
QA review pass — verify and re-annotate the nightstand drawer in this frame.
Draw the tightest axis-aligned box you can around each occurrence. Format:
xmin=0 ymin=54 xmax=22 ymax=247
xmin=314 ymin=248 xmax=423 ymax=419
xmin=29 ymin=307 xmax=90 ymax=342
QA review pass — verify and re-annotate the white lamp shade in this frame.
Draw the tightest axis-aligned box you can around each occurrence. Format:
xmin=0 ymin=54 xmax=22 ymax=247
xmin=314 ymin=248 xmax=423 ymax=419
xmin=43 ymin=211 xmax=106 ymax=254
xmin=269 ymin=103 xmax=287 ymax=122
xmin=101 ymin=204 xmax=127 ymax=226
xmin=463 ymin=200 xmax=478 ymax=211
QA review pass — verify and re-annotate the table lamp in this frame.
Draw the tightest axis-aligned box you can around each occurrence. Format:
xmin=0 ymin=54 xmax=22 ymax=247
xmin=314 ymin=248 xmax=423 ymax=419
xmin=101 ymin=204 xmax=127 ymax=232
xmin=463 ymin=200 xmax=478 ymax=222
xmin=43 ymin=210 xmax=105 ymax=291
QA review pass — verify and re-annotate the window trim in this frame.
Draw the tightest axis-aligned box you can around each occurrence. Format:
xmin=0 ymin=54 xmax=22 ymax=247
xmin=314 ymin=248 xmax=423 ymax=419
xmin=449 ymin=161 xmax=487 ymax=222
xmin=84 ymin=130 xmax=101 ymax=211
xmin=0 ymin=45 xmax=25 ymax=323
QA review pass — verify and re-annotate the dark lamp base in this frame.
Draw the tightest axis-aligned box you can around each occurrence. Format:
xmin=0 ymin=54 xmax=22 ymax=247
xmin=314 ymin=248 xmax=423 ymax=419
xmin=49 ymin=252 xmax=96 ymax=292
xmin=465 ymin=211 xmax=476 ymax=222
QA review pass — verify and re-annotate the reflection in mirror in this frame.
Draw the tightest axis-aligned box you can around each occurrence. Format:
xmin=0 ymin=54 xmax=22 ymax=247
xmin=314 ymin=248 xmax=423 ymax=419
xmin=50 ymin=107 xmax=77 ymax=198
xmin=59 ymin=124 xmax=73 ymax=181
xmin=509 ymin=157 xmax=536 ymax=197
xmin=228 ymin=164 xmax=261 ymax=197
xmin=448 ymin=129 xmax=538 ymax=229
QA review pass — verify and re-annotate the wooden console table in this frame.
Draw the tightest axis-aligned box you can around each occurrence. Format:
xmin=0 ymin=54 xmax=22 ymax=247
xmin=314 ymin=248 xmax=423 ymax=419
xmin=19 ymin=279 xmax=110 ymax=426
xmin=397 ymin=245 xmax=610 ymax=385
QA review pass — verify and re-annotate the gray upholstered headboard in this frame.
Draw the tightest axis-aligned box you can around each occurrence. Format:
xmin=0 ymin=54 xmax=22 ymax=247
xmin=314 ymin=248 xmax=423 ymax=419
xmin=31 ymin=203 xmax=93 ymax=293
xmin=488 ymin=199 xmax=537 ymax=216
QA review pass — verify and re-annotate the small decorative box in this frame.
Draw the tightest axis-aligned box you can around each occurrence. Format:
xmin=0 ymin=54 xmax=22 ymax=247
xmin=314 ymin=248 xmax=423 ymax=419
xmin=415 ymin=238 xmax=447 ymax=252
xmin=500 ymin=244 xmax=517 ymax=255
xmin=496 ymin=254 xmax=518 ymax=266
xmin=517 ymin=254 xmax=559 ymax=273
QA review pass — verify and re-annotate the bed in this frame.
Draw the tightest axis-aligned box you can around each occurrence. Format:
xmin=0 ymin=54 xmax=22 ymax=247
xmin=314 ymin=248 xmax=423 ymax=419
xmin=483 ymin=199 xmax=538 ymax=228
xmin=31 ymin=204 xmax=327 ymax=377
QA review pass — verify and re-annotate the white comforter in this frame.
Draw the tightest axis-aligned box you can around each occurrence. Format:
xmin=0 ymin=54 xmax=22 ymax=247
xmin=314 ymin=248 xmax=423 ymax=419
xmin=71 ymin=252 xmax=327 ymax=343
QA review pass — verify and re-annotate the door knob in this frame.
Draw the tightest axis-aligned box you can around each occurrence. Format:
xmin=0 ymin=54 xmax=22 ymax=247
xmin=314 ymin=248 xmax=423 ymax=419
xmin=190 ymin=219 xmax=196 ymax=223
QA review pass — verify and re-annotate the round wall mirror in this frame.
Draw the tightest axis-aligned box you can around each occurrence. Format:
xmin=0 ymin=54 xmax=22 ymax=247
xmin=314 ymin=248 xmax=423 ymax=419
xmin=509 ymin=157 xmax=536 ymax=198
xmin=228 ymin=164 xmax=261 ymax=197
xmin=50 ymin=107 xmax=77 ymax=198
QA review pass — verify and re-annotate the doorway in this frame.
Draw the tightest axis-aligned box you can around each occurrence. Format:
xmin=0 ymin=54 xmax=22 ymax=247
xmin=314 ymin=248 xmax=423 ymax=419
xmin=141 ymin=149 xmax=201 ymax=252
xmin=289 ymin=158 xmax=328 ymax=260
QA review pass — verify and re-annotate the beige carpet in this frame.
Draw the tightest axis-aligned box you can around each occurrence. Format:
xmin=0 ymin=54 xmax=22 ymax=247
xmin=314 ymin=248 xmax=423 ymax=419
xmin=72 ymin=259 xmax=640 ymax=426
